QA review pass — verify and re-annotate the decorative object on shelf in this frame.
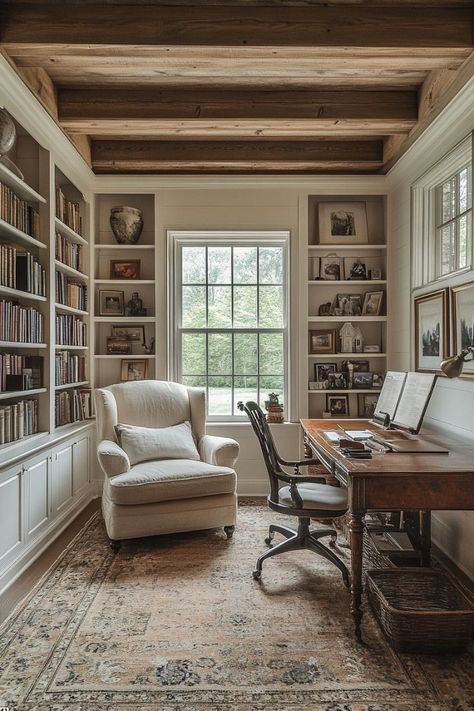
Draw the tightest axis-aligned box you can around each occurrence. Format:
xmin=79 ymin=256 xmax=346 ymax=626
xmin=120 ymin=358 xmax=148 ymax=381
xmin=0 ymin=107 xmax=23 ymax=179
xmin=310 ymin=256 xmax=320 ymax=280
xmin=106 ymin=336 xmax=131 ymax=355
xmin=142 ymin=336 xmax=155 ymax=354
xmin=320 ymin=254 xmax=344 ymax=280
xmin=110 ymin=259 xmax=141 ymax=280
xmin=126 ymin=291 xmax=147 ymax=317
xmin=352 ymin=372 xmax=373 ymax=389
xmin=414 ymin=288 xmax=449 ymax=373
xmin=318 ymin=202 xmax=368 ymax=245
xmin=370 ymin=268 xmax=382 ymax=280
xmin=354 ymin=325 xmax=364 ymax=352
xmin=314 ymin=362 xmax=337 ymax=384
xmin=341 ymin=359 xmax=370 ymax=373
xmin=362 ymin=290 xmax=384 ymax=315
xmin=372 ymin=373 xmax=385 ymax=388
xmin=99 ymin=289 xmax=124 ymax=316
xmin=326 ymin=394 xmax=349 ymax=416
xmin=318 ymin=301 xmax=331 ymax=316
xmin=264 ymin=392 xmax=284 ymax=423
xmin=450 ymin=281 xmax=474 ymax=378
xmin=328 ymin=372 xmax=348 ymax=390
xmin=359 ymin=393 xmax=379 ymax=417
xmin=111 ymin=325 xmax=145 ymax=343
xmin=348 ymin=259 xmax=367 ymax=280
xmin=363 ymin=344 xmax=381 ymax=353
xmin=339 ymin=322 xmax=356 ymax=353
xmin=309 ymin=329 xmax=336 ymax=354
xmin=309 ymin=381 xmax=326 ymax=390
xmin=330 ymin=293 xmax=362 ymax=317
xmin=110 ymin=206 xmax=144 ymax=245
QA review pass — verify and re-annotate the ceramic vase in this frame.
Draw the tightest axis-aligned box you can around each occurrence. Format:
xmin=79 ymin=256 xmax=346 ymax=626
xmin=110 ymin=206 xmax=144 ymax=245
xmin=0 ymin=108 xmax=16 ymax=156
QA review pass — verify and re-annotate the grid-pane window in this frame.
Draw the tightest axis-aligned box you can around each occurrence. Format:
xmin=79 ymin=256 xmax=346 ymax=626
xmin=435 ymin=165 xmax=472 ymax=277
xmin=175 ymin=237 xmax=287 ymax=419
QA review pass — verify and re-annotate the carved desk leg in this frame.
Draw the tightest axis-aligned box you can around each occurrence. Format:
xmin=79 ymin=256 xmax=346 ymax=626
xmin=349 ymin=509 xmax=365 ymax=643
xmin=419 ymin=510 xmax=431 ymax=566
xmin=303 ymin=433 xmax=313 ymax=459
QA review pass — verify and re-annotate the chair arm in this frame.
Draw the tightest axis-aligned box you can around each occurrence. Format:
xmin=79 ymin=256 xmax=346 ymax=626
xmin=199 ymin=434 xmax=239 ymax=468
xmin=97 ymin=440 xmax=130 ymax=478
xmin=278 ymin=457 xmax=322 ymax=468
xmin=276 ymin=473 xmax=327 ymax=486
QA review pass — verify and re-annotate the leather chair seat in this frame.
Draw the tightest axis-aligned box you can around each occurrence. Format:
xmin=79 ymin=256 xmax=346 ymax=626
xmin=279 ymin=482 xmax=348 ymax=511
xmin=105 ymin=458 xmax=236 ymax=506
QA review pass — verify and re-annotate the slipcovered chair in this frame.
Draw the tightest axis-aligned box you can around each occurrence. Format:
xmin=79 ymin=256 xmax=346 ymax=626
xmin=95 ymin=380 xmax=239 ymax=551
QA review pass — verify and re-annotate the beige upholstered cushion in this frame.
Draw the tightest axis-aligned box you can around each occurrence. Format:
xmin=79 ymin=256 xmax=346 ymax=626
xmin=115 ymin=421 xmax=200 ymax=466
xmin=105 ymin=458 xmax=236 ymax=505
xmin=279 ymin=482 xmax=348 ymax=511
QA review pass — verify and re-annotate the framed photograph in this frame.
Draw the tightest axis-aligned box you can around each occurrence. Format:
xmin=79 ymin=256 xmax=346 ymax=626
xmin=414 ymin=288 xmax=449 ymax=373
xmin=314 ymin=362 xmax=337 ymax=383
xmin=309 ymin=329 xmax=336 ymax=354
xmin=372 ymin=373 xmax=385 ymax=389
xmin=111 ymin=325 xmax=145 ymax=343
xmin=358 ymin=393 xmax=379 ymax=418
xmin=120 ymin=359 xmax=148 ymax=382
xmin=370 ymin=268 xmax=382 ymax=280
xmin=99 ymin=290 xmax=124 ymax=316
xmin=340 ymin=359 xmax=370 ymax=373
xmin=320 ymin=255 xmax=344 ymax=281
xmin=326 ymin=394 xmax=349 ymax=416
xmin=330 ymin=293 xmax=362 ymax=317
xmin=318 ymin=202 xmax=368 ymax=245
xmin=106 ymin=337 xmax=131 ymax=355
xmin=352 ymin=371 xmax=373 ymax=389
xmin=348 ymin=259 xmax=367 ymax=280
xmin=362 ymin=290 xmax=384 ymax=315
xmin=451 ymin=281 xmax=474 ymax=377
xmin=110 ymin=259 xmax=141 ymax=280
xmin=327 ymin=372 xmax=348 ymax=390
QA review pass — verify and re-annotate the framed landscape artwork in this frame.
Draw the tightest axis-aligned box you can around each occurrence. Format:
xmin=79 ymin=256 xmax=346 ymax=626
xmin=451 ymin=281 xmax=474 ymax=377
xmin=309 ymin=329 xmax=336 ymax=354
xmin=414 ymin=288 xmax=449 ymax=372
xmin=318 ymin=202 xmax=368 ymax=245
xmin=120 ymin=359 xmax=148 ymax=381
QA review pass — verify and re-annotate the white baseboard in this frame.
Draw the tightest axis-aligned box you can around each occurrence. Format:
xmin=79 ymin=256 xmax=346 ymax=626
xmin=432 ymin=513 xmax=474 ymax=581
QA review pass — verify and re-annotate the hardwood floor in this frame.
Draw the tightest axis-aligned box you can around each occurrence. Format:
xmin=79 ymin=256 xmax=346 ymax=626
xmin=0 ymin=498 xmax=100 ymax=625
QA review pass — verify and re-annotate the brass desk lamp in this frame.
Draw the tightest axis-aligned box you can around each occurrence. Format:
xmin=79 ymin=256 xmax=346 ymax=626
xmin=440 ymin=347 xmax=474 ymax=378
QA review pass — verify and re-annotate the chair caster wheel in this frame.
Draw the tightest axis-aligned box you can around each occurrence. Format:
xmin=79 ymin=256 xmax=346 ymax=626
xmin=329 ymin=537 xmax=337 ymax=548
xmin=264 ymin=536 xmax=273 ymax=547
xmin=252 ymin=570 xmax=262 ymax=580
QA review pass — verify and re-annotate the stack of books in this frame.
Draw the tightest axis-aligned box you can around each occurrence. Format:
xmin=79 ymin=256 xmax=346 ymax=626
xmin=56 ymin=187 xmax=82 ymax=235
xmin=0 ymin=182 xmax=40 ymax=239
xmin=55 ymin=231 xmax=84 ymax=272
xmin=0 ymin=300 xmax=44 ymax=342
xmin=0 ymin=245 xmax=46 ymax=296
xmin=55 ymin=351 xmax=86 ymax=386
xmin=0 ymin=354 xmax=42 ymax=392
xmin=0 ymin=398 xmax=38 ymax=444
xmin=55 ymin=272 xmax=87 ymax=310
xmin=56 ymin=313 xmax=87 ymax=346
xmin=55 ymin=387 xmax=93 ymax=426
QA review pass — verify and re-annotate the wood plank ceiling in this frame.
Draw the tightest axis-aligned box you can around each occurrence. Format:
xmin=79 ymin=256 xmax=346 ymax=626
xmin=1 ymin=1 xmax=473 ymax=174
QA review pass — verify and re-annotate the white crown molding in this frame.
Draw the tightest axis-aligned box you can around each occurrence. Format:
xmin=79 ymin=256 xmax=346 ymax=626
xmin=0 ymin=55 xmax=94 ymax=195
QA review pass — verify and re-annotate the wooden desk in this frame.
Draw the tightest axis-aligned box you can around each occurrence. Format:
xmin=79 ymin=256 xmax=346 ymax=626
xmin=300 ymin=418 xmax=474 ymax=642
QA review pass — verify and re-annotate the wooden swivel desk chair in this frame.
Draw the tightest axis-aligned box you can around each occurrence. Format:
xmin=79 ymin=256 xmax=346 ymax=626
xmin=238 ymin=401 xmax=350 ymax=586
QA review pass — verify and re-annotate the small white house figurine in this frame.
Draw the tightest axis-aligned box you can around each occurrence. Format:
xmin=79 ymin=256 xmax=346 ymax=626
xmin=340 ymin=322 xmax=356 ymax=353
xmin=354 ymin=325 xmax=364 ymax=353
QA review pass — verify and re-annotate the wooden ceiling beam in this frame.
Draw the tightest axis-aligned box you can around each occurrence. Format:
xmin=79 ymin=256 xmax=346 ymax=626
xmin=1 ymin=5 xmax=472 ymax=48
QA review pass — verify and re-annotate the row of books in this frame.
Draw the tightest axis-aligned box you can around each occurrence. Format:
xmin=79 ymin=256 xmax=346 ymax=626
xmin=0 ymin=244 xmax=46 ymax=296
xmin=55 ymin=231 xmax=84 ymax=273
xmin=1 ymin=182 xmax=40 ymax=240
xmin=0 ymin=398 xmax=38 ymax=445
xmin=55 ymin=352 xmax=86 ymax=386
xmin=0 ymin=354 xmax=42 ymax=393
xmin=56 ymin=313 xmax=88 ymax=346
xmin=56 ymin=187 xmax=82 ymax=236
xmin=55 ymin=272 xmax=87 ymax=311
xmin=55 ymin=388 xmax=93 ymax=427
xmin=0 ymin=300 xmax=44 ymax=343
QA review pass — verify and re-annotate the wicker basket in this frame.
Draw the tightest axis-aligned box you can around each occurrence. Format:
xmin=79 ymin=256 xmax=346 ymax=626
xmin=367 ymin=568 xmax=474 ymax=654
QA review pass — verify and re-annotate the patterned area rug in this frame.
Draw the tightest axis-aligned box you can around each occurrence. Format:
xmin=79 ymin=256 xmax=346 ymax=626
xmin=0 ymin=504 xmax=472 ymax=711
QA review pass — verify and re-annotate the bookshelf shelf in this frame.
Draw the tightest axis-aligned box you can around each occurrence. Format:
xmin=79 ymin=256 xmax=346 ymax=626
xmin=0 ymin=431 xmax=49 ymax=455
xmin=308 ymin=280 xmax=386 ymax=286
xmin=0 ymin=284 xmax=47 ymax=302
xmin=95 ymin=279 xmax=154 ymax=285
xmin=55 ymin=303 xmax=88 ymax=316
xmin=54 ymin=260 xmax=89 ymax=280
xmin=55 ymin=344 xmax=88 ymax=350
xmin=94 ymin=244 xmax=155 ymax=250
xmin=309 ymin=353 xmax=387 ymax=359
xmin=95 ymin=354 xmax=155 ymax=360
xmin=308 ymin=316 xmax=387 ymax=323
xmin=54 ymin=217 xmax=88 ymax=246
xmin=0 ymin=162 xmax=46 ymax=204
xmin=0 ymin=387 xmax=47 ymax=401
xmin=55 ymin=419 xmax=95 ymax=434
xmin=55 ymin=381 xmax=89 ymax=391
xmin=308 ymin=244 xmax=386 ymax=251
xmin=0 ymin=218 xmax=46 ymax=250
xmin=0 ymin=341 xmax=47 ymax=349
xmin=94 ymin=316 xmax=155 ymax=323
xmin=308 ymin=389 xmax=382 ymax=395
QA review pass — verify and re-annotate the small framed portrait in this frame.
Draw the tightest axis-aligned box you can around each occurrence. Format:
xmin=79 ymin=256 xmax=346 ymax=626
xmin=330 ymin=293 xmax=362 ymax=317
xmin=451 ymin=281 xmax=474 ymax=377
xmin=358 ymin=393 xmax=379 ymax=418
xmin=326 ymin=394 xmax=349 ymax=416
xmin=372 ymin=373 xmax=385 ymax=389
xmin=120 ymin=359 xmax=148 ymax=382
xmin=352 ymin=371 xmax=373 ymax=389
xmin=111 ymin=325 xmax=145 ymax=343
xmin=348 ymin=259 xmax=367 ymax=280
xmin=314 ymin=362 xmax=337 ymax=383
xmin=99 ymin=290 xmax=124 ymax=316
xmin=320 ymin=255 xmax=344 ymax=281
xmin=327 ymin=371 xmax=348 ymax=390
xmin=370 ymin=268 xmax=382 ymax=280
xmin=110 ymin=259 xmax=141 ymax=280
xmin=106 ymin=337 xmax=131 ymax=355
xmin=309 ymin=329 xmax=336 ymax=354
xmin=318 ymin=202 xmax=368 ymax=245
xmin=414 ymin=288 xmax=449 ymax=373
xmin=362 ymin=290 xmax=384 ymax=315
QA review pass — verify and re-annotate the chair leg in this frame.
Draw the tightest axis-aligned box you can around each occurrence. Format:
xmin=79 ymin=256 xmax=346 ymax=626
xmin=253 ymin=532 xmax=300 ymax=579
xmin=265 ymin=523 xmax=296 ymax=546
xmin=109 ymin=539 xmax=121 ymax=554
xmin=224 ymin=525 xmax=235 ymax=539
xmin=307 ymin=538 xmax=350 ymax=588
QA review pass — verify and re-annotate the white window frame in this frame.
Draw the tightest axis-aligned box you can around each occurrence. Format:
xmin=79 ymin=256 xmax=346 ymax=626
xmin=434 ymin=165 xmax=472 ymax=278
xmin=168 ymin=230 xmax=290 ymax=422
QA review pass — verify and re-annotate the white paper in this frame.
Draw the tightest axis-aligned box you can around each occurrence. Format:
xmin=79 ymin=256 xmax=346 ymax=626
xmin=345 ymin=430 xmax=374 ymax=440
xmin=392 ymin=372 xmax=436 ymax=432
xmin=374 ymin=371 xmax=407 ymax=420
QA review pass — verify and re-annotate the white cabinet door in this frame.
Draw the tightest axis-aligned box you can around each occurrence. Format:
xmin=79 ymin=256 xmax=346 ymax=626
xmin=24 ymin=454 xmax=50 ymax=539
xmin=73 ymin=435 xmax=89 ymax=496
xmin=0 ymin=465 xmax=23 ymax=570
xmin=53 ymin=444 xmax=73 ymax=514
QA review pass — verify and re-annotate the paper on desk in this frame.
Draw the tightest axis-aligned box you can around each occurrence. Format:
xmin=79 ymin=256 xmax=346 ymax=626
xmin=344 ymin=430 xmax=374 ymax=440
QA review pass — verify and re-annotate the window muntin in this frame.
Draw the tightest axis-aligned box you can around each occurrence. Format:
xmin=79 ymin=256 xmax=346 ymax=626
xmin=175 ymin=237 xmax=288 ymax=420
xmin=435 ymin=165 xmax=472 ymax=277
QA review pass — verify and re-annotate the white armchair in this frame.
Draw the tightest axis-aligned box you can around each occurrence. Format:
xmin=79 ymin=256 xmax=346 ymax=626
xmin=94 ymin=380 xmax=239 ymax=550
